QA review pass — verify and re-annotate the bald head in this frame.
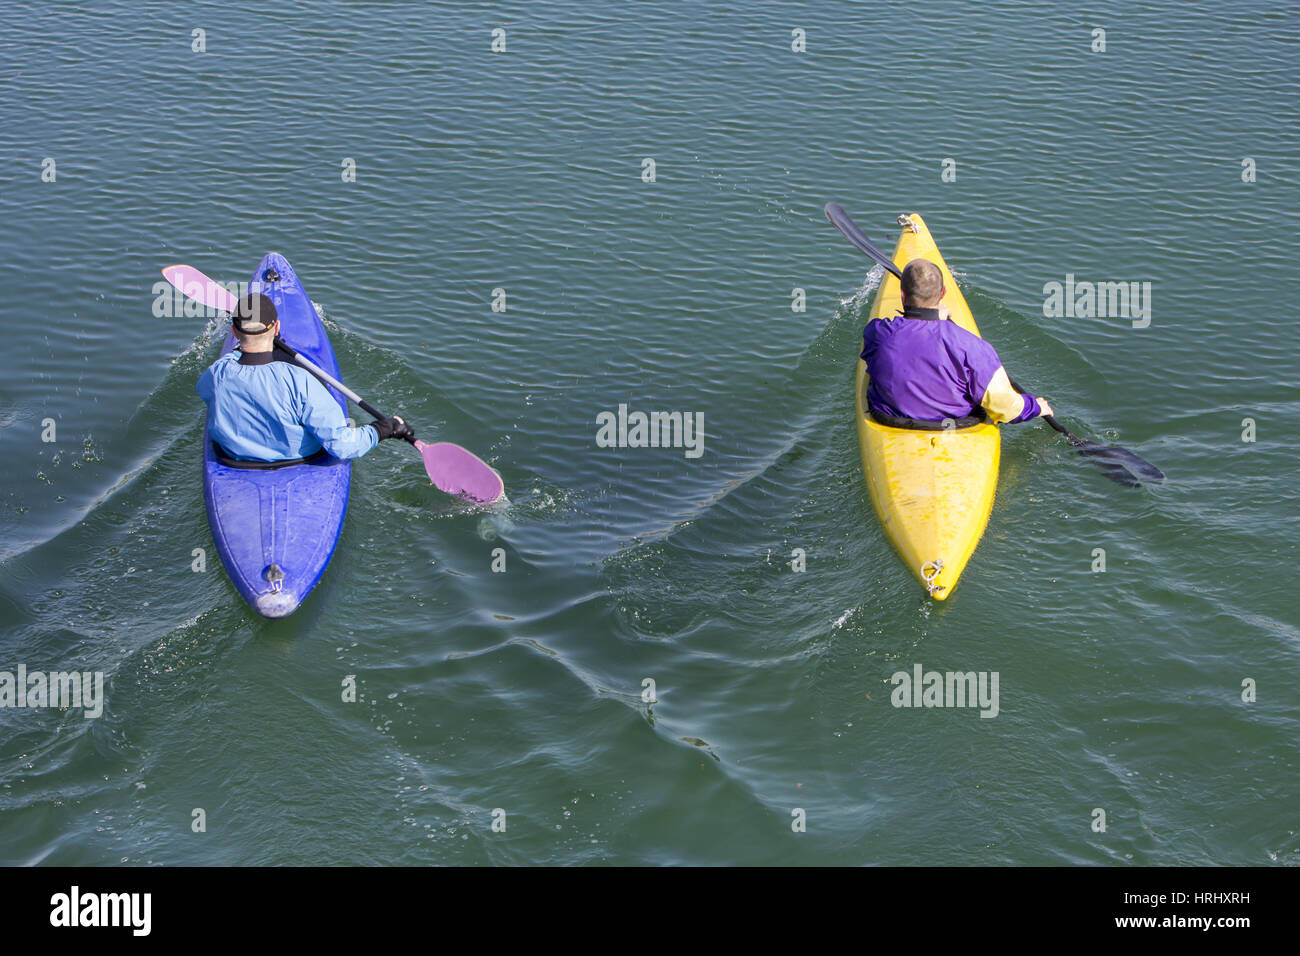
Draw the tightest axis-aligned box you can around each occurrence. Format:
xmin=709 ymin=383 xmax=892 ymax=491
xmin=901 ymin=259 xmax=944 ymax=308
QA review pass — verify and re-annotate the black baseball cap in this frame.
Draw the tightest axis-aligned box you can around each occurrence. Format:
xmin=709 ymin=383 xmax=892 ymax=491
xmin=231 ymin=293 xmax=278 ymax=335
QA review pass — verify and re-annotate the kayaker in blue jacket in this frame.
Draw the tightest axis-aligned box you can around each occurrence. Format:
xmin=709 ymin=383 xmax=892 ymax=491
xmin=861 ymin=259 xmax=1053 ymax=424
xmin=197 ymin=293 xmax=413 ymax=462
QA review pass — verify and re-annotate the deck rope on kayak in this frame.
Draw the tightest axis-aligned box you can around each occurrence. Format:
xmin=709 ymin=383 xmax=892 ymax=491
xmin=897 ymin=214 xmax=919 ymax=234
xmin=920 ymin=559 xmax=945 ymax=597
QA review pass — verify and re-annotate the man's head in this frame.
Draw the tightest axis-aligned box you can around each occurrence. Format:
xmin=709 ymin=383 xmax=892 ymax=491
xmin=231 ymin=293 xmax=279 ymax=349
xmin=900 ymin=259 xmax=944 ymax=309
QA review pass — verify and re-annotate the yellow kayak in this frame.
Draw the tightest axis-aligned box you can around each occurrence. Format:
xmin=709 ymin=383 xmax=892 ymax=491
xmin=854 ymin=214 xmax=999 ymax=600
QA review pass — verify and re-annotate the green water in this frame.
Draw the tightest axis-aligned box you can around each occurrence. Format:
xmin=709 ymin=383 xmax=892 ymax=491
xmin=1 ymin=0 xmax=1297 ymax=865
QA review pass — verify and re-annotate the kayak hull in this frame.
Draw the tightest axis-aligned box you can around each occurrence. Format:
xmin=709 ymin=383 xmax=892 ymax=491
xmin=855 ymin=214 xmax=1000 ymax=600
xmin=201 ymin=253 xmax=350 ymax=618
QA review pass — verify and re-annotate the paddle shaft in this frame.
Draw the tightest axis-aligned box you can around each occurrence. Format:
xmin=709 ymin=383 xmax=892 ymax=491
xmin=822 ymin=203 xmax=1076 ymax=439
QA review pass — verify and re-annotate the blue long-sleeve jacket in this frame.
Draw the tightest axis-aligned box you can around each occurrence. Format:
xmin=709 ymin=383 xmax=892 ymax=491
xmin=197 ymin=351 xmax=377 ymax=462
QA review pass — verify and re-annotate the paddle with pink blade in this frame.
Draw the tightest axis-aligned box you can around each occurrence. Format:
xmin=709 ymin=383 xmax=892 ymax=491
xmin=162 ymin=263 xmax=505 ymax=504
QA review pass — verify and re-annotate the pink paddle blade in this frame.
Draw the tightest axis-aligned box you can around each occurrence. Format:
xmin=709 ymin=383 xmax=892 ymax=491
xmin=415 ymin=440 xmax=504 ymax=504
xmin=162 ymin=264 xmax=239 ymax=312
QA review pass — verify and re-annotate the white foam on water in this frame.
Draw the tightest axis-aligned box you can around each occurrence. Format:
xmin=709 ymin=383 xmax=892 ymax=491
xmin=839 ymin=264 xmax=884 ymax=313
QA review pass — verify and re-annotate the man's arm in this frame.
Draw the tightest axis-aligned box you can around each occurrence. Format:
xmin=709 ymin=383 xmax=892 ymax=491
xmin=196 ymin=367 xmax=214 ymax=404
xmin=197 ymin=354 xmax=239 ymax=404
xmin=980 ymin=366 xmax=1052 ymax=424
xmin=297 ymin=374 xmax=379 ymax=459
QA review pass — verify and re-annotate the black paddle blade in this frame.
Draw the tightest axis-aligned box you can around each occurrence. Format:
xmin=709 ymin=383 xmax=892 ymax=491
xmin=1073 ymin=441 xmax=1165 ymax=487
xmin=824 ymin=203 xmax=904 ymax=279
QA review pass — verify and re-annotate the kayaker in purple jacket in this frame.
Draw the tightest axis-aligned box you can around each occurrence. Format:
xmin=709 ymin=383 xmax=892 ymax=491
xmin=861 ymin=259 xmax=1053 ymax=424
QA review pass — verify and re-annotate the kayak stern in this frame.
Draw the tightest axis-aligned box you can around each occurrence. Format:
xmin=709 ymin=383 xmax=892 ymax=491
xmin=254 ymin=590 xmax=302 ymax=618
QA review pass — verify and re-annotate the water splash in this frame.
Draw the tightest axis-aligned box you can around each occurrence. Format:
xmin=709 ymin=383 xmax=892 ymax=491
xmin=839 ymin=265 xmax=884 ymax=314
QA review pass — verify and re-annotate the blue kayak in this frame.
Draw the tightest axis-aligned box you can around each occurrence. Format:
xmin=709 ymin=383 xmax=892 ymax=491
xmin=202 ymin=253 xmax=351 ymax=618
